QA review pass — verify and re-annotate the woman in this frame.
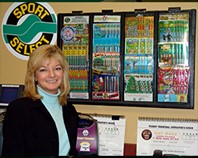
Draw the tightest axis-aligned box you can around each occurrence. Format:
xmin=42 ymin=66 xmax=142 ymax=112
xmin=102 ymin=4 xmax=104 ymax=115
xmin=2 ymin=45 xmax=79 ymax=156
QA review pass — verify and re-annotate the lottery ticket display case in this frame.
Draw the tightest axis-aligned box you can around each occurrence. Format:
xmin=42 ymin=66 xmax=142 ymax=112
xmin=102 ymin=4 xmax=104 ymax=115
xmin=57 ymin=8 xmax=196 ymax=109
xmin=156 ymin=8 xmax=196 ymax=109
xmin=57 ymin=11 xmax=91 ymax=101
xmin=123 ymin=10 xmax=156 ymax=105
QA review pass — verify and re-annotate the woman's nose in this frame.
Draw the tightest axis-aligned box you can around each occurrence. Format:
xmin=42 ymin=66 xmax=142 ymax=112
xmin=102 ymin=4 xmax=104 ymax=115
xmin=49 ymin=69 xmax=55 ymax=77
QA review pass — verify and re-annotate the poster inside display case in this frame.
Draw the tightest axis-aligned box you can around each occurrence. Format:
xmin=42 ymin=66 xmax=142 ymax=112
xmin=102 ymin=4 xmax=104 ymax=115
xmin=57 ymin=8 xmax=196 ymax=109
xmin=157 ymin=10 xmax=195 ymax=105
xmin=91 ymin=14 xmax=122 ymax=101
xmin=57 ymin=14 xmax=90 ymax=100
xmin=124 ymin=13 xmax=154 ymax=102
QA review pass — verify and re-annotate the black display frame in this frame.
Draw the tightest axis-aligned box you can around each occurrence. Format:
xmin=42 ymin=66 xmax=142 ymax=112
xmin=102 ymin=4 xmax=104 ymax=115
xmin=57 ymin=8 xmax=196 ymax=109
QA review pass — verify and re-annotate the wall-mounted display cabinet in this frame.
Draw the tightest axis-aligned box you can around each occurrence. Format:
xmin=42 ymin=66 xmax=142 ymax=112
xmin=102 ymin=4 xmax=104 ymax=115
xmin=57 ymin=8 xmax=196 ymax=109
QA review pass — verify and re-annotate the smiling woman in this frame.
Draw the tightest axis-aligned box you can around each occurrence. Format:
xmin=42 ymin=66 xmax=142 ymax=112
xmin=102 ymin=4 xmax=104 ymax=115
xmin=2 ymin=45 xmax=79 ymax=156
xmin=23 ymin=44 xmax=70 ymax=105
xmin=35 ymin=58 xmax=64 ymax=94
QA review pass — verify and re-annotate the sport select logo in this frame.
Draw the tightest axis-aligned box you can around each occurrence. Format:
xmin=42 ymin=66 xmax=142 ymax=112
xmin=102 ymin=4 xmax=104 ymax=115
xmin=2 ymin=2 xmax=57 ymax=60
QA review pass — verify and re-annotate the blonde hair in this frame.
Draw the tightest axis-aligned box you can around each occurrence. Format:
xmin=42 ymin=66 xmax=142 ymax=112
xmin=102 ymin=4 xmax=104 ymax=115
xmin=23 ymin=44 xmax=70 ymax=106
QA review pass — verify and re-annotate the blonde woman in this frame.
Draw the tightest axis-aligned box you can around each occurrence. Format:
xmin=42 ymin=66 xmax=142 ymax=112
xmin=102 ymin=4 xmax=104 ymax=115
xmin=2 ymin=45 xmax=79 ymax=156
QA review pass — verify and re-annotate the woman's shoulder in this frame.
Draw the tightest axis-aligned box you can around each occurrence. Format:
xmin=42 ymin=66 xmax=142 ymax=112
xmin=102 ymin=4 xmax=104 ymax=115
xmin=9 ymin=97 xmax=33 ymax=105
xmin=64 ymin=101 xmax=77 ymax=112
xmin=7 ymin=97 xmax=39 ymax=109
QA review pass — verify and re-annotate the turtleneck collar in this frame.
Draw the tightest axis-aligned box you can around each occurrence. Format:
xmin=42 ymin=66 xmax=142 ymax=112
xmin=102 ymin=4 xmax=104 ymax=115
xmin=37 ymin=85 xmax=60 ymax=105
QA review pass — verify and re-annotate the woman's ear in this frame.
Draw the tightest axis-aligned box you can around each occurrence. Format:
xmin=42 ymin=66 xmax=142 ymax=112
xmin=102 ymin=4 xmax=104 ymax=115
xmin=34 ymin=76 xmax=38 ymax=83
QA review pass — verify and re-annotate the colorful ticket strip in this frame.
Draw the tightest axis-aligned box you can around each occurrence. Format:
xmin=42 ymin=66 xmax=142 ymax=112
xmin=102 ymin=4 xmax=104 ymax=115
xmin=60 ymin=16 xmax=89 ymax=99
xmin=158 ymin=13 xmax=189 ymax=43
xmin=158 ymin=13 xmax=190 ymax=103
xmin=158 ymin=66 xmax=190 ymax=102
xmin=124 ymin=74 xmax=153 ymax=102
xmin=158 ymin=43 xmax=188 ymax=66
xmin=124 ymin=55 xmax=153 ymax=74
xmin=124 ymin=15 xmax=154 ymax=102
xmin=125 ymin=15 xmax=154 ymax=38
xmin=92 ymin=15 xmax=121 ymax=100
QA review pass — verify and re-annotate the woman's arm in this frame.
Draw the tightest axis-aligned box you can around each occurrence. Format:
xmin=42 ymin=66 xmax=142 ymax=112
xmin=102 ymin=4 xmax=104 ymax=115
xmin=2 ymin=100 xmax=25 ymax=156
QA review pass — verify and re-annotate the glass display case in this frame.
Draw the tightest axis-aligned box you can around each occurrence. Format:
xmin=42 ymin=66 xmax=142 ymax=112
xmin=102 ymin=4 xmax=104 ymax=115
xmin=57 ymin=8 xmax=196 ymax=109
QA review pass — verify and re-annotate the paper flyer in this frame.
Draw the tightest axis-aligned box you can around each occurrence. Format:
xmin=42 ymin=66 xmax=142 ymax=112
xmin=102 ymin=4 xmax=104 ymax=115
xmin=90 ymin=114 xmax=126 ymax=156
xmin=137 ymin=117 xmax=198 ymax=156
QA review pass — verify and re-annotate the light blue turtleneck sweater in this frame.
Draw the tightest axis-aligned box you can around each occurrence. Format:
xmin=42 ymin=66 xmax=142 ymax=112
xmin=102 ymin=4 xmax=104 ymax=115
xmin=37 ymin=86 xmax=70 ymax=156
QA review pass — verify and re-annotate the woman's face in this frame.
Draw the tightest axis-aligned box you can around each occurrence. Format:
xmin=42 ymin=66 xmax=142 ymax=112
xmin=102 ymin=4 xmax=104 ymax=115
xmin=35 ymin=58 xmax=64 ymax=94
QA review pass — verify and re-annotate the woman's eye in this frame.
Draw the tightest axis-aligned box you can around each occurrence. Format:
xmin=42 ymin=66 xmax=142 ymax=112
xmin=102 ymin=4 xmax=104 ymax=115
xmin=38 ymin=68 xmax=47 ymax=72
xmin=56 ymin=66 xmax=62 ymax=71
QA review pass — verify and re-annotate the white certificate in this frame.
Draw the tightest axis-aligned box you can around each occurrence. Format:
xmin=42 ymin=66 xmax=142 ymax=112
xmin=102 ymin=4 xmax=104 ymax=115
xmin=91 ymin=114 xmax=126 ymax=156
xmin=137 ymin=117 xmax=198 ymax=156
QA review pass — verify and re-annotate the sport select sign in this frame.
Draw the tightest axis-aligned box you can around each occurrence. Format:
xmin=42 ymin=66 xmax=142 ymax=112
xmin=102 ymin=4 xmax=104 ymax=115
xmin=2 ymin=2 xmax=57 ymax=60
